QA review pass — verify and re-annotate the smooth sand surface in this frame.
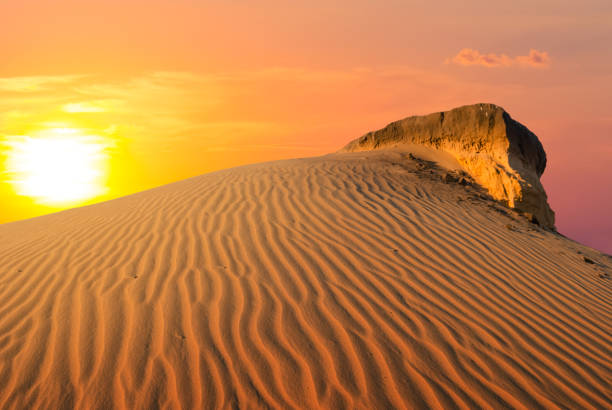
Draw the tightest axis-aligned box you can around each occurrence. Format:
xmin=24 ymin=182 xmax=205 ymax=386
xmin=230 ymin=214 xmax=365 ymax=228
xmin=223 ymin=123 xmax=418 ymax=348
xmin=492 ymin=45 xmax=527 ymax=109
xmin=0 ymin=150 xmax=610 ymax=409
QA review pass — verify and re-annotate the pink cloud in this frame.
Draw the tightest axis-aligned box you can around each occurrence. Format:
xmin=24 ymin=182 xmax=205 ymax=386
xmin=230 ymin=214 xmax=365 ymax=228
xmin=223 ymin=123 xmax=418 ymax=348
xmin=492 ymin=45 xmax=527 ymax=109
xmin=515 ymin=49 xmax=551 ymax=68
xmin=448 ymin=48 xmax=550 ymax=68
xmin=449 ymin=48 xmax=513 ymax=67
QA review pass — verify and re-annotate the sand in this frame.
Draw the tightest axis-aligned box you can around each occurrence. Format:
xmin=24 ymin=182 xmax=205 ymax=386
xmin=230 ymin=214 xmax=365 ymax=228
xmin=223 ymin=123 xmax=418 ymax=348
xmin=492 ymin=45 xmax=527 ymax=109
xmin=0 ymin=150 xmax=610 ymax=409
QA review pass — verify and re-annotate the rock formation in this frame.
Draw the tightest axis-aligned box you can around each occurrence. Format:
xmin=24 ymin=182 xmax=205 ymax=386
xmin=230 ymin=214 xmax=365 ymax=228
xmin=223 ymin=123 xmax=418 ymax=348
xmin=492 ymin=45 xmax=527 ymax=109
xmin=340 ymin=103 xmax=555 ymax=227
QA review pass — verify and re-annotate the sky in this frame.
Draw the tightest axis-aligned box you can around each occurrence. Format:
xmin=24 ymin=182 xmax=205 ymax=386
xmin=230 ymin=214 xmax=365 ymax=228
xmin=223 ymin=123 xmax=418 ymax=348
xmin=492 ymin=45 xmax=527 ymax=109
xmin=0 ymin=0 xmax=611 ymax=253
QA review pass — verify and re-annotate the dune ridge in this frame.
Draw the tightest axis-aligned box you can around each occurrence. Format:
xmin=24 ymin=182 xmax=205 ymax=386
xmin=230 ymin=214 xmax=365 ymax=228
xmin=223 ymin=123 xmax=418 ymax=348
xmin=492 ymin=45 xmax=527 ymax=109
xmin=0 ymin=150 xmax=610 ymax=409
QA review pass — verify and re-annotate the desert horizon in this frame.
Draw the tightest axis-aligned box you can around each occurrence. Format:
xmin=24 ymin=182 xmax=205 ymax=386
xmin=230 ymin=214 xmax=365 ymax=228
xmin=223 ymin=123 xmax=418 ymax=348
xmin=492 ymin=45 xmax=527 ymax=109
xmin=1 ymin=103 xmax=611 ymax=408
xmin=1 ymin=1 xmax=611 ymax=409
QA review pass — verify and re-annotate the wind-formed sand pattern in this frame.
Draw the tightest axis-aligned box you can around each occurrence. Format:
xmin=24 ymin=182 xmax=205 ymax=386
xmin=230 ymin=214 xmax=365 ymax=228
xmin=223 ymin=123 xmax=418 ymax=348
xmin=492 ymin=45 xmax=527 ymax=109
xmin=0 ymin=147 xmax=610 ymax=409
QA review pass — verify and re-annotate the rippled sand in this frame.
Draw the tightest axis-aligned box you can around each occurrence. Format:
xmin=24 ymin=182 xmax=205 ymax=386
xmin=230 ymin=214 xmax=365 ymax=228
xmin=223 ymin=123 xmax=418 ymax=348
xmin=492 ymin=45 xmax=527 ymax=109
xmin=0 ymin=151 xmax=610 ymax=409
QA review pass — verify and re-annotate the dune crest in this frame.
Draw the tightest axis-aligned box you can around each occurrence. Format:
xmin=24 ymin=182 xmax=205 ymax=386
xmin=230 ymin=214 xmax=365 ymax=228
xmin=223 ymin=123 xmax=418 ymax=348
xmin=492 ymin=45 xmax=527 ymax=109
xmin=0 ymin=150 xmax=610 ymax=409
xmin=341 ymin=103 xmax=555 ymax=227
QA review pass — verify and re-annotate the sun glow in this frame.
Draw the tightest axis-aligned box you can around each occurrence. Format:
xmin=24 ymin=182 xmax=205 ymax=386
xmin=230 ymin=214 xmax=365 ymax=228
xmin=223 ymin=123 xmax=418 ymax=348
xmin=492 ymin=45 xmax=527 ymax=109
xmin=5 ymin=129 xmax=109 ymax=205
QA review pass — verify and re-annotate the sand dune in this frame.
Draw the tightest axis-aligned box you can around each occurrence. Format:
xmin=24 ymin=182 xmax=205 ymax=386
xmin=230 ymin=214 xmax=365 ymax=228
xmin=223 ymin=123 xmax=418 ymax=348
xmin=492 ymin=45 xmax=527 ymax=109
xmin=0 ymin=150 xmax=610 ymax=409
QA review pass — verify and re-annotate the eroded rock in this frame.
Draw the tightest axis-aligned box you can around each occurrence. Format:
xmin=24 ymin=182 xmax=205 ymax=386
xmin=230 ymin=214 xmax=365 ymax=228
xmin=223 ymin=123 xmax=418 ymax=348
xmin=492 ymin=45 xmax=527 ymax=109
xmin=340 ymin=103 xmax=556 ymax=228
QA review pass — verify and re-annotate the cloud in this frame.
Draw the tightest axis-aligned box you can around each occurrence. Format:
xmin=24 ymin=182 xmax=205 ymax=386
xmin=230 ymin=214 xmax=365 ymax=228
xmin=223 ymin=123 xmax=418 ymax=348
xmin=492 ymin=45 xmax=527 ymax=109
xmin=0 ymin=75 xmax=87 ymax=92
xmin=515 ymin=49 xmax=551 ymax=68
xmin=449 ymin=49 xmax=513 ymax=68
xmin=0 ymin=65 xmax=549 ymax=159
xmin=448 ymin=48 xmax=550 ymax=68
xmin=62 ymin=100 xmax=123 ymax=113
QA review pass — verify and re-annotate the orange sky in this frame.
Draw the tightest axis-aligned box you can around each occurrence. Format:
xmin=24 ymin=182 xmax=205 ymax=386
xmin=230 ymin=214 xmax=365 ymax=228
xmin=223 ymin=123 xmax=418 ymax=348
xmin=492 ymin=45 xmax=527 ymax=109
xmin=1 ymin=0 xmax=611 ymax=252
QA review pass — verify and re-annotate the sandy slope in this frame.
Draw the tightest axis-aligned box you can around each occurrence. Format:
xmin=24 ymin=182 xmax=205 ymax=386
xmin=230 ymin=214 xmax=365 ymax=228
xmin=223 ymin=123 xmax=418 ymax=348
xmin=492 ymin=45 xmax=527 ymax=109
xmin=0 ymin=150 xmax=610 ymax=409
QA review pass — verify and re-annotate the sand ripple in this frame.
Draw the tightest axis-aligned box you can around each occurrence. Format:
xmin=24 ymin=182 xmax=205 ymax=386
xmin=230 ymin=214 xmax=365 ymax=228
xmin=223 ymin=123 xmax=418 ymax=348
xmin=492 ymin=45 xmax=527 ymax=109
xmin=0 ymin=151 xmax=610 ymax=409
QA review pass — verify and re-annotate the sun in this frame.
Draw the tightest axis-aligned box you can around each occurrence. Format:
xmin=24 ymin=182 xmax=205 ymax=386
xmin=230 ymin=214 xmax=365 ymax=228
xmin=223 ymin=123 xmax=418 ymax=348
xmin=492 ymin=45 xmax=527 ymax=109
xmin=6 ymin=129 xmax=109 ymax=206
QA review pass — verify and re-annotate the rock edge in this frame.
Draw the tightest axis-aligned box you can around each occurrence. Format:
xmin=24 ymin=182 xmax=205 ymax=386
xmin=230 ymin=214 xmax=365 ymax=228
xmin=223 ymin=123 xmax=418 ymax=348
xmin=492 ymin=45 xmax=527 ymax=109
xmin=340 ymin=103 xmax=555 ymax=227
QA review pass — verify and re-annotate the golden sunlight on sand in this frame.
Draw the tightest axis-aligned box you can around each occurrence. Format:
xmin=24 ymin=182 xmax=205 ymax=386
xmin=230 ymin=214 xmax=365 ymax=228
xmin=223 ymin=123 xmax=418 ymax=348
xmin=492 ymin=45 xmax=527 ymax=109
xmin=0 ymin=149 xmax=610 ymax=409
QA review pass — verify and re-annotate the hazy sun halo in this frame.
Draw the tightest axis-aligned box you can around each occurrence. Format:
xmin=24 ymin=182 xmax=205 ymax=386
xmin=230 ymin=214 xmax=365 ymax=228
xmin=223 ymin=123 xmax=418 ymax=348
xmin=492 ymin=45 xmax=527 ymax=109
xmin=6 ymin=129 xmax=109 ymax=205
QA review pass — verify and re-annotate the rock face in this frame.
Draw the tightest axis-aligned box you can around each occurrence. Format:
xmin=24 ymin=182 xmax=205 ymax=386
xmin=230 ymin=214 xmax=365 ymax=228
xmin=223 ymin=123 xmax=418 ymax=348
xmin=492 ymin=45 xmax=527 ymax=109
xmin=340 ymin=103 xmax=555 ymax=227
